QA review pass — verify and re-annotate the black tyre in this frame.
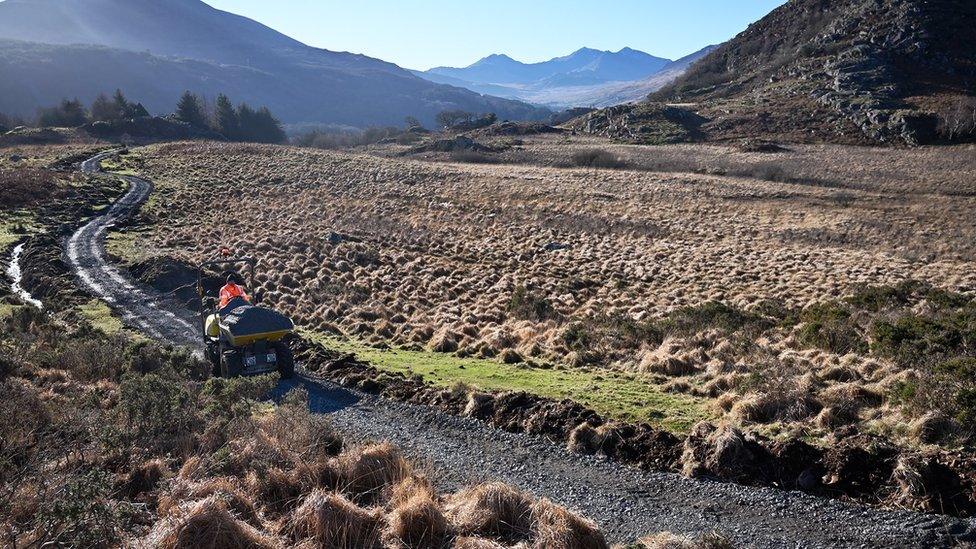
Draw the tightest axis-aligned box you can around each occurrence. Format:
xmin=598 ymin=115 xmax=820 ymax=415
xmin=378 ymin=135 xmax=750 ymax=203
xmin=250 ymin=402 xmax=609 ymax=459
xmin=221 ymin=349 xmax=245 ymax=378
xmin=206 ymin=342 xmax=221 ymax=378
xmin=274 ymin=341 xmax=295 ymax=379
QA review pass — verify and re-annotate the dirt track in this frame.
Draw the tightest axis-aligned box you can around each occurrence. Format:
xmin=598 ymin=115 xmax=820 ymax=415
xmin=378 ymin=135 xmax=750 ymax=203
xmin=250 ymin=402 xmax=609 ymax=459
xmin=63 ymin=152 xmax=976 ymax=547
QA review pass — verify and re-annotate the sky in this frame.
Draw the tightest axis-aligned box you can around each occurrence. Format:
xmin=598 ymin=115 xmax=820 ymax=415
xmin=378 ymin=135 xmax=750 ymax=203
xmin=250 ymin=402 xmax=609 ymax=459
xmin=203 ymin=1 xmax=786 ymax=70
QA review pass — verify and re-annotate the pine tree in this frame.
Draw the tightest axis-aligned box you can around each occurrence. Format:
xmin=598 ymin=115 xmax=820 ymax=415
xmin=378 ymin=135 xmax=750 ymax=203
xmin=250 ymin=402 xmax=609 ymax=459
xmin=112 ymin=89 xmax=130 ymax=119
xmin=90 ymin=93 xmax=117 ymax=122
xmin=175 ymin=91 xmax=207 ymax=127
xmin=58 ymin=98 xmax=88 ymax=126
xmin=254 ymin=106 xmax=286 ymax=143
xmin=236 ymin=102 xmax=257 ymax=141
xmin=213 ymin=94 xmax=239 ymax=140
xmin=37 ymin=98 xmax=88 ymax=127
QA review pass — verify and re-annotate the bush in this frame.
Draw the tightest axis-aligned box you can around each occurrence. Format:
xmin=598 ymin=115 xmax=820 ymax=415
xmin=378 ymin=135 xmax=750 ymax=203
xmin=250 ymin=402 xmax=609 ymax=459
xmin=295 ymin=127 xmax=403 ymax=149
xmin=661 ymin=301 xmax=771 ymax=336
xmin=201 ymin=373 xmax=279 ymax=420
xmin=33 ymin=469 xmax=125 ymax=548
xmin=116 ymin=370 xmax=198 ymax=453
xmin=450 ymin=149 xmax=499 ymax=164
xmin=507 ymin=286 xmax=560 ymax=322
xmin=871 ymin=316 xmax=965 ymax=366
xmin=845 ymin=281 xmax=921 ymax=312
xmin=0 ymin=167 xmax=64 ymax=209
xmin=795 ymin=302 xmax=867 ymax=354
xmin=571 ymin=149 xmax=628 ymax=170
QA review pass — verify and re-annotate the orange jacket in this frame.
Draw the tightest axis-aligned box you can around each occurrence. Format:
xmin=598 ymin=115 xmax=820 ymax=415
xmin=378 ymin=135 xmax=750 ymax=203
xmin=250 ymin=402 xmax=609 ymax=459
xmin=219 ymin=283 xmax=248 ymax=308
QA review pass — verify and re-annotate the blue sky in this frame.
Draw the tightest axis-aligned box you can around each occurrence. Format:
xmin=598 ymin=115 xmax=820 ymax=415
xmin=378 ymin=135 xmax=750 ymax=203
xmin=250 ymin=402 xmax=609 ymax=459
xmin=204 ymin=1 xmax=786 ymax=70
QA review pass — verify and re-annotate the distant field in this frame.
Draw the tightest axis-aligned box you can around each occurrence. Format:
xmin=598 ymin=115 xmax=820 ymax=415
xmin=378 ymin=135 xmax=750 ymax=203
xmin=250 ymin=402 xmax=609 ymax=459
xmin=128 ymin=138 xmax=976 ymax=444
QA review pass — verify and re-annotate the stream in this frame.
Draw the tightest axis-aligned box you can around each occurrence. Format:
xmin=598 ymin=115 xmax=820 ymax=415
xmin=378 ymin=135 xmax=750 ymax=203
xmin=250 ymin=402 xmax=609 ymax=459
xmin=6 ymin=242 xmax=42 ymax=309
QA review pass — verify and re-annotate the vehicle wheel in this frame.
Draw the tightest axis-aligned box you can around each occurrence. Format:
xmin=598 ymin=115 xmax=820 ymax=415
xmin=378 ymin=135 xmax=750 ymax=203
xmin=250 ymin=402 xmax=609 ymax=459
xmin=206 ymin=342 xmax=221 ymax=378
xmin=221 ymin=349 xmax=244 ymax=378
xmin=275 ymin=341 xmax=295 ymax=379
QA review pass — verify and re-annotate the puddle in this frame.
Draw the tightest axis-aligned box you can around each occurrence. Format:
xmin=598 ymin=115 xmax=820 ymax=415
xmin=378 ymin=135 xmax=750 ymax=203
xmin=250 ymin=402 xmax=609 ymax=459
xmin=6 ymin=242 xmax=42 ymax=309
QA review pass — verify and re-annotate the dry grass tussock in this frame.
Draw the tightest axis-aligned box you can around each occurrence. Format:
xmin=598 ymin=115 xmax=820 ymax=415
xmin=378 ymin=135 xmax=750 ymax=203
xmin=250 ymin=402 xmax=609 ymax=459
xmin=0 ymin=307 xmax=652 ymax=547
xmin=636 ymin=531 xmax=734 ymax=549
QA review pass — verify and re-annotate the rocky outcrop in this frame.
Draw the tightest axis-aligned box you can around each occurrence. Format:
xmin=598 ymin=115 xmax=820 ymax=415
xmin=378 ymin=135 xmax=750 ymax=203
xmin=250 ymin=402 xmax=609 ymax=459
xmin=568 ymin=103 xmax=705 ymax=144
xmin=646 ymin=0 xmax=976 ymax=145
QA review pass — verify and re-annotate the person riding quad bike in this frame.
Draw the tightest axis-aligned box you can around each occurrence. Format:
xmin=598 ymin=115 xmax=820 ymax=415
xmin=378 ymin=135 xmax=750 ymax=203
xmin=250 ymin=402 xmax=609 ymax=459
xmin=219 ymin=272 xmax=249 ymax=308
xmin=202 ymin=266 xmax=295 ymax=379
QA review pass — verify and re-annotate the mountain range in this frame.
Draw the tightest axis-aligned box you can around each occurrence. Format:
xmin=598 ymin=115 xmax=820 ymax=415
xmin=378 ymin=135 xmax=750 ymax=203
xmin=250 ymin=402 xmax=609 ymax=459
xmin=0 ymin=0 xmax=550 ymax=128
xmin=414 ymin=46 xmax=716 ymax=108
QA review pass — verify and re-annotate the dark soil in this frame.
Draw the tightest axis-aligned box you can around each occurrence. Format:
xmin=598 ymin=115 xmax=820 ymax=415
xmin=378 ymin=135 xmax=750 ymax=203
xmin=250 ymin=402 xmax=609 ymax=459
xmin=293 ymin=337 xmax=976 ymax=517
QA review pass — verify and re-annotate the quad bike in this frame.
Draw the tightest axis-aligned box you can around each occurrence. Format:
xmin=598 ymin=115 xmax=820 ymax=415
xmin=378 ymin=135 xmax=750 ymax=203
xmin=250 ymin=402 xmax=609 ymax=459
xmin=198 ymin=256 xmax=295 ymax=379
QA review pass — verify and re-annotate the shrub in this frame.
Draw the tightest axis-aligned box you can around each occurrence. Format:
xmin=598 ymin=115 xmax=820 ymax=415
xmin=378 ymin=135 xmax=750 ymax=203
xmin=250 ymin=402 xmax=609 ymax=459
xmin=116 ymin=370 xmax=198 ymax=453
xmin=126 ymin=340 xmax=209 ymax=380
xmin=33 ymin=469 xmax=125 ymax=548
xmin=450 ymin=149 xmax=499 ymax=164
xmin=661 ymin=301 xmax=770 ymax=336
xmin=561 ymin=314 xmax=662 ymax=357
xmin=845 ymin=281 xmax=922 ymax=312
xmin=507 ymin=285 xmax=560 ymax=322
xmin=571 ymin=149 xmax=628 ymax=170
xmin=200 ymin=374 xmax=279 ymax=420
xmin=871 ymin=316 xmax=963 ymax=366
xmin=795 ymin=302 xmax=867 ymax=354
xmin=0 ymin=167 xmax=64 ymax=209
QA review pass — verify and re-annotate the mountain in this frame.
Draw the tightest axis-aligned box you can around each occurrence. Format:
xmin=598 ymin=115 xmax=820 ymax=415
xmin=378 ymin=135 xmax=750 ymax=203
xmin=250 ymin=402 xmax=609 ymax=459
xmin=417 ymin=47 xmax=679 ymax=108
xmin=649 ymin=0 xmax=976 ymax=145
xmin=0 ymin=0 xmax=550 ymax=128
xmin=517 ymin=46 xmax=719 ymax=109
xmin=429 ymin=47 xmax=671 ymax=87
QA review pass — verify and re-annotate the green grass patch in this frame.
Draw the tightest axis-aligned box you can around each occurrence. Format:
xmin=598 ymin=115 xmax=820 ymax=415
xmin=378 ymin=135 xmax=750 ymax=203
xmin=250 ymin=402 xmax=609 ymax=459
xmin=106 ymin=229 xmax=150 ymax=264
xmin=308 ymin=332 xmax=712 ymax=432
xmin=77 ymin=299 xmax=124 ymax=335
xmin=0 ymin=303 xmax=24 ymax=318
xmin=0 ymin=210 xmax=38 ymax=253
xmin=99 ymin=153 xmax=140 ymax=176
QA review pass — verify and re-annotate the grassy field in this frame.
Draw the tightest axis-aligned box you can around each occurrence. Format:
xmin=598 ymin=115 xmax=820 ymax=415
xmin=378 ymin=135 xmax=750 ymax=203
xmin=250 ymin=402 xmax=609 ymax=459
xmin=310 ymin=332 xmax=712 ymax=432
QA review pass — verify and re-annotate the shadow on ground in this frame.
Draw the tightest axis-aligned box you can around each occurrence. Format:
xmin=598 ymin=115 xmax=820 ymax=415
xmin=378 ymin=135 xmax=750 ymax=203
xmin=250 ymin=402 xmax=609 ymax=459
xmin=270 ymin=374 xmax=362 ymax=414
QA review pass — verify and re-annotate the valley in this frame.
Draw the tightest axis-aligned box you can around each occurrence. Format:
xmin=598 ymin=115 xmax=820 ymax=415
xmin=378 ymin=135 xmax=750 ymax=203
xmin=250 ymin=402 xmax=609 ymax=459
xmin=2 ymin=0 xmax=975 ymax=546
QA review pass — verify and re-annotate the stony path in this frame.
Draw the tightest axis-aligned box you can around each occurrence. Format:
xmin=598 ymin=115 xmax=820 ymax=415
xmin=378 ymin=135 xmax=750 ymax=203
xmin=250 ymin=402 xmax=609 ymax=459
xmin=64 ymin=152 xmax=976 ymax=548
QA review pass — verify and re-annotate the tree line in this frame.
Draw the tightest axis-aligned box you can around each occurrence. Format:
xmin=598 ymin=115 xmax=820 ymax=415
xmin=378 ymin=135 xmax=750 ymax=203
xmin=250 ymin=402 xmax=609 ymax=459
xmin=9 ymin=90 xmax=285 ymax=144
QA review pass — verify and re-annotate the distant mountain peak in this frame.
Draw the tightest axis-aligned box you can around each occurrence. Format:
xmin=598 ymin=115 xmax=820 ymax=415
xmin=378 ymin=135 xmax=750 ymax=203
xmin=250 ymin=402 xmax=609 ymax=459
xmin=474 ymin=53 xmax=518 ymax=65
xmin=426 ymin=46 xmax=672 ymax=88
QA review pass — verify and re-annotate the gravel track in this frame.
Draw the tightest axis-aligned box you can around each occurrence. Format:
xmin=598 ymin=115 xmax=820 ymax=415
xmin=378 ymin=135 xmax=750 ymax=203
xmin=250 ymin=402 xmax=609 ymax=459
xmin=64 ymin=152 xmax=976 ymax=548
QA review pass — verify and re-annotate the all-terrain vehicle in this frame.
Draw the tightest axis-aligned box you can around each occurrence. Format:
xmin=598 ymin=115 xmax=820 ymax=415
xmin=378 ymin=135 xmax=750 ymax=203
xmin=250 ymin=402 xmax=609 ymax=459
xmin=198 ymin=256 xmax=295 ymax=379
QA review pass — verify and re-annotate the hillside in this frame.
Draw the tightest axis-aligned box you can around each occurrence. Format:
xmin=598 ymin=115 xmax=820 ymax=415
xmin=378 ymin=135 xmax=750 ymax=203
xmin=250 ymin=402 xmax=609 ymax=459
xmin=418 ymin=47 xmax=689 ymax=108
xmin=649 ymin=0 xmax=976 ymax=144
xmin=0 ymin=0 xmax=550 ymax=127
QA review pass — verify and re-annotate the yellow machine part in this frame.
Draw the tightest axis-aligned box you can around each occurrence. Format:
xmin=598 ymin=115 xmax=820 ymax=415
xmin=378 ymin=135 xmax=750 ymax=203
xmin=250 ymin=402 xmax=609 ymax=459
xmin=206 ymin=312 xmax=293 ymax=346
xmin=219 ymin=327 xmax=291 ymax=347
xmin=205 ymin=314 xmax=221 ymax=338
